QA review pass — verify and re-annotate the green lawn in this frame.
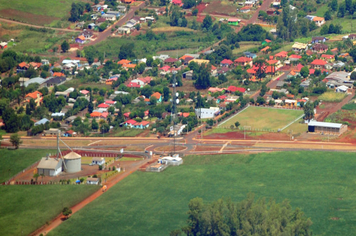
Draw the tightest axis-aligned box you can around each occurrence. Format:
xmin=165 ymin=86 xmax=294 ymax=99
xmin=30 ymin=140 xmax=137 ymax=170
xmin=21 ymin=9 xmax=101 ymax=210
xmin=0 ymin=149 xmax=54 ymax=183
xmin=319 ymin=92 xmax=347 ymax=102
xmin=113 ymin=129 xmax=145 ymax=137
xmin=50 ymin=151 xmax=356 ymax=236
xmin=219 ymin=106 xmax=304 ymax=131
xmin=0 ymin=0 xmax=86 ymax=26
xmin=0 ymin=185 xmax=99 ymax=236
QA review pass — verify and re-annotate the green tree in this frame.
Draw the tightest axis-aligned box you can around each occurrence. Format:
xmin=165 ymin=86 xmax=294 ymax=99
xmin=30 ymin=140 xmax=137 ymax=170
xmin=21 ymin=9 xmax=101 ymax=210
xmin=100 ymin=123 xmax=110 ymax=133
xmin=350 ymin=71 xmax=356 ymax=80
xmin=3 ymin=107 xmax=18 ymax=133
xmin=163 ymin=87 xmax=170 ymax=102
xmin=150 ymin=96 xmax=157 ymax=105
xmin=337 ymin=3 xmax=346 ymax=17
xmin=324 ymin=10 xmax=332 ymax=21
xmin=62 ymin=207 xmax=72 ymax=219
xmin=192 ymin=9 xmax=198 ymax=16
xmin=92 ymin=118 xmax=99 ymax=130
xmin=303 ymin=101 xmax=314 ymax=121
xmin=61 ymin=40 xmax=70 ymax=53
xmin=331 ymin=0 xmax=338 ymax=11
xmin=234 ymin=121 xmax=240 ymax=128
xmin=300 ymin=66 xmax=310 ymax=78
xmin=10 ymin=133 xmax=22 ymax=149
xmin=179 ymin=194 xmax=312 ymax=236
xmin=33 ymin=173 xmax=39 ymax=182
xmin=201 ymin=15 xmax=213 ymax=31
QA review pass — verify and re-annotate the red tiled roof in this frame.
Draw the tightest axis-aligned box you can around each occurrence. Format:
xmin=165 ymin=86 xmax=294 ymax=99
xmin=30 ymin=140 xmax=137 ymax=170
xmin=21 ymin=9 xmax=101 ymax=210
xmin=125 ymin=119 xmax=137 ymax=125
xmin=97 ymin=103 xmax=110 ymax=108
xmin=311 ymin=59 xmax=327 ymax=65
xmin=234 ymin=57 xmax=252 ymax=63
xmin=164 ymin=58 xmax=178 ymax=63
xmin=275 ymin=51 xmax=288 ymax=58
xmin=289 ymin=54 xmax=302 ymax=59
xmin=246 ymin=68 xmax=256 ymax=74
xmin=118 ymin=59 xmax=131 ymax=65
xmin=321 ymin=54 xmax=334 ymax=59
xmin=127 ymin=82 xmax=141 ymax=88
xmin=26 ymin=91 xmax=42 ymax=100
xmin=227 ymin=86 xmax=246 ymax=93
xmin=151 ymin=92 xmax=161 ymax=99
xmin=221 ymin=59 xmax=233 ymax=65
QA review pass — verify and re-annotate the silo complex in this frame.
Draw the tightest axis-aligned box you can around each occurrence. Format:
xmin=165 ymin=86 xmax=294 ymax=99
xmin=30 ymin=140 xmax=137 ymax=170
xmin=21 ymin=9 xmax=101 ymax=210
xmin=63 ymin=151 xmax=81 ymax=173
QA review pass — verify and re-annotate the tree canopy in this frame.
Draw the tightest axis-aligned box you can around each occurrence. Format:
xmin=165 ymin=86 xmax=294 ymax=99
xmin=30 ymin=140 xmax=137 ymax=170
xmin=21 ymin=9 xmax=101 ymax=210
xmin=176 ymin=194 xmax=312 ymax=236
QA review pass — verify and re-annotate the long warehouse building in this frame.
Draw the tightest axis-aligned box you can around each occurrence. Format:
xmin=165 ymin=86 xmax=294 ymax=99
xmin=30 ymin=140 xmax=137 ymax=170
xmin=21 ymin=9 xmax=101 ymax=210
xmin=308 ymin=121 xmax=347 ymax=136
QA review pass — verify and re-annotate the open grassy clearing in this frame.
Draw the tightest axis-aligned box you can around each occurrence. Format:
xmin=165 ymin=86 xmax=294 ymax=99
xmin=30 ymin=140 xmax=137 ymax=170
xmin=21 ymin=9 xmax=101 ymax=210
xmin=0 ymin=0 xmax=88 ymax=26
xmin=112 ymin=129 xmax=145 ymax=137
xmin=50 ymin=151 xmax=356 ymax=236
xmin=219 ymin=106 xmax=304 ymax=130
xmin=232 ymin=42 xmax=260 ymax=55
xmin=0 ymin=185 xmax=99 ymax=236
xmin=96 ymin=31 xmax=217 ymax=59
xmin=0 ymin=23 xmax=77 ymax=53
xmin=0 ymin=149 xmax=54 ymax=182
xmin=319 ymin=92 xmax=347 ymax=102
xmin=152 ymin=27 xmax=195 ymax=32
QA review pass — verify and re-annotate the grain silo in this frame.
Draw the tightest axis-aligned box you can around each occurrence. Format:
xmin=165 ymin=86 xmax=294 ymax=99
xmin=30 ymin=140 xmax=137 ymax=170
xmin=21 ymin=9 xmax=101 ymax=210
xmin=63 ymin=151 xmax=81 ymax=173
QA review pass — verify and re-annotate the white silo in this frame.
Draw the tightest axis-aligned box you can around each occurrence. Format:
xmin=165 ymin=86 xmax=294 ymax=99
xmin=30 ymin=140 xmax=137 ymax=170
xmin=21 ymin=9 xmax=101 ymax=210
xmin=63 ymin=151 xmax=81 ymax=173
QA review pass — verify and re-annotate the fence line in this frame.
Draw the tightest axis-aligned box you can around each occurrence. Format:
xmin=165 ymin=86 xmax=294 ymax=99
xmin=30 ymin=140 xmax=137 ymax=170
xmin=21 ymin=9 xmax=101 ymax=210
xmin=280 ymin=114 xmax=305 ymax=131
xmin=218 ymin=105 xmax=250 ymax=127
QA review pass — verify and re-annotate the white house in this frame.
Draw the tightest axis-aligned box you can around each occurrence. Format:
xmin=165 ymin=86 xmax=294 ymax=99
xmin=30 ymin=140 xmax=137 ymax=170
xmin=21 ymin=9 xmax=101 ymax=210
xmin=195 ymin=107 xmax=220 ymax=119
xmin=91 ymin=157 xmax=105 ymax=165
xmin=336 ymin=85 xmax=348 ymax=93
xmin=159 ymin=156 xmax=183 ymax=166
xmin=86 ymin=177 xmax=100 ymax=185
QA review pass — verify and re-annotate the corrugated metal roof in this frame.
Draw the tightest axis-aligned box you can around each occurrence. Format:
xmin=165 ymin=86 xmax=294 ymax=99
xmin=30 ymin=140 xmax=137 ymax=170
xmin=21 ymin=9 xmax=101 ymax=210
xmin=308 ymin=121 xmax=343 ymax=128
xmin=37 ymin=157 xmax=61 ymax=169
xmin=64 ymin=151 xmax=81 ymax=160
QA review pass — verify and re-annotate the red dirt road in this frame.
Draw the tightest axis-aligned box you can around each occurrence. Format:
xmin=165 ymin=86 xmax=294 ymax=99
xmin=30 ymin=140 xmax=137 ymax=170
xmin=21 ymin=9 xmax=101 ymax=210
xmin=31 ymin=158 xmax=148 ymax=236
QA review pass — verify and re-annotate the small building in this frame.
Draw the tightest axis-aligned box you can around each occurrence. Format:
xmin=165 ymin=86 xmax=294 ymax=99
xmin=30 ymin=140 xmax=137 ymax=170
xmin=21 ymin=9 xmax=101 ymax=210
xmin=91 ymin=157 xmax=105 ymax=165
xmin=34 ymin=118 xmax=49 ymax=126
xmin=292 ymin=42 xmax=308 ymax=52
xmin=234 ymin=57 xmax=252 ymax=67
xmin=0 ymin=42 xmax=8 ymax=49
xmin=182 ymin=70 xmax=193 ymax=80
xmin=336 ymin=85 xmax=348 ymax=93
xmin=37 ymin=157 xmax=62 ymax=176
xmin=312 ymin=16 xmax=325 ymax=27
xmin=195 ymin=107 xmax=220 ymax=119
xmin=308 ymin=121 xmax=347 ymax=135
xmin=86 ymin=177 xmax=100 ymax=185
xmin=159 ymin=156 xmax=183 ymax=166
xmin=312 ymin=36 xmax=327 ymax=44
xmin=312 ymin=43 xmax=328 ymax=53
xmin=228 ymin=18 xmax=240 ymax=26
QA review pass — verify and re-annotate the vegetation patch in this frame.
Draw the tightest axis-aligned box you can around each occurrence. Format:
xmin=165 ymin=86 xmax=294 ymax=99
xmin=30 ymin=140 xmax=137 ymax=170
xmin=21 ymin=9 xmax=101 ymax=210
xmin=0 ymin=185 xmax=99 ymax=236
xmin=319 ymin=92 xmax=347 ymax=102
xmin=49 ymin=152 xmax=356 ymax=236
xmin=342 ymin=103 xmax=356 ymax=110
xmin=0 ymin=149 xmax=54 ymax=182
xmin=218 ymin=106 xmax=303 ymax=131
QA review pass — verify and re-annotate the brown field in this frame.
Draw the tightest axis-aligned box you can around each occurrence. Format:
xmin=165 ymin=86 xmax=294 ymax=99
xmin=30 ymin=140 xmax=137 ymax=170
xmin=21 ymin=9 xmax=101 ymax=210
xmin=194 ymin=145 xmax=221 ymax=151
xmin=0 ymin=9 xmax=59 ymax=25
xmin=155 ymin=145 xmax=187 ymax=152
xmin=203 ymin=1 xmax=238 ymax=16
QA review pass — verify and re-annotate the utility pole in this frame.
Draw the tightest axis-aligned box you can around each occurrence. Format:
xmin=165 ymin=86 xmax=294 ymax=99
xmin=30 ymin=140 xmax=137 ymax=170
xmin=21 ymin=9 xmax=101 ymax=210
xmin=171 ymin=71 xmax=178 ymax=156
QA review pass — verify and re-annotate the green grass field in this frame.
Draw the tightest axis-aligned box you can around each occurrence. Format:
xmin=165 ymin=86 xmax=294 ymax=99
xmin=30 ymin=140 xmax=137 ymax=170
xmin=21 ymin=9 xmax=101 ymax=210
xmin=319 ymin=92 xmax=347 ymax=102
xmin=342 ymin=103 xmax=356 ymax=110
xmin=0 ymin=0 xmax=87 ymax=26
xmin=49 ymin=151 xmax=356 ymax=236
xmin=0 ymin=185 xmax=99 ymax=236
xmin=0 ymin=149 xmax=54 ymax=182
xmin=219 ymin=106 xmax=304 ymax=130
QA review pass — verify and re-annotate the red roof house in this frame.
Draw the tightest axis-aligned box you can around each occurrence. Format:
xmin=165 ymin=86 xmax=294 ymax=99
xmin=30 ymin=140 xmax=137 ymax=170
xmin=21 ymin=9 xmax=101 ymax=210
xmin=311 ymin=59 xmax=327 ymax=69
xmin=97 ymin=103 xmax=110 ymax=108
xmin=227 ymin=86 xmax=246 ymax=93
xmin=220 ymin=59 xmax=234 ymax=67
xmin=234 ymin=57 xmax=252 ymax=67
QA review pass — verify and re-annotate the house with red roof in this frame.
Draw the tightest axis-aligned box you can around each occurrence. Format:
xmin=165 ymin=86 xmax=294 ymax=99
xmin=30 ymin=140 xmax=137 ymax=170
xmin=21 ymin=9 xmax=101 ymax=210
xmin=150 ymin=92 xmax=162 ymax=103
xmin=321 ymin=54 xmax=335 ymax=62
xmin=106 ymin=77 xmax=118 ymax=85
xmin=105 ymin=100 xmax=116 ymax=106
xmin=80 ymin=90 xmax=90 ymax=96
xmin=53 ymin=72 xmax=65 ymax=77
xmin=234 ymin=57 xmax=252 ymax=67
xmin=159 ymin=65 xmax=170 ymax=72
xmin=310 ymin=59 xmax=327 ymax=69
xmin=123 ymin=112 xmax=131 ymax=119
xmin=124 ymin=119 xmax=137 ymax=128
xmin=220 ymin=59 xmax=234 ymax=67
xmin=118 ymin=59 xmax=131 ymax=65
xmin=127 ymin=82 xmax=141 ymax=88
xmin=138 ymin=77 xmax=152 ymax=84
xmin=134 ymin=121 xmax=150 ymax=129
xmin=164 ymin=58 xmax=178 ymax=65
xmin=25 ymin=91 xmax=43 ymax=107
xmin=289 ymin=54 xmax=302 ymax=61
xmin=98 ymin=103 xmax=110 ymax=109
xmin=275 ymin=51 xmax=288 ymax=59
xmin=227 ymin=86 xmax=246 ymax=93
xmin=246 ymin=68 xmax=256 ymax=75
xmin=172 ymin=0 xmax=183 ymax=6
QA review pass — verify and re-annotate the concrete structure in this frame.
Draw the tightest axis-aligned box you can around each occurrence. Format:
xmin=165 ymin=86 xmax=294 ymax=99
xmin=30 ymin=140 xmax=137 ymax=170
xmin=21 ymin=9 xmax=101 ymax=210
xmin=37 ymin=157 xmax=62 ymax=176
xmin=159 ymin=156 xmax=183 ymax=166
xmin=292 ymin=42 xmax=308 ymax=52
xmin=308 ymin=121 xmax=347 ymax=135
xmin=91 ymin=157 xmax=105 ymax=165
xmin=195 ymin=107 xmax=220 ymax=119
xmin=63 ymin=151 xmax=81 ymax=173
xmin=86 ymin=177 xmax=100 ymax=185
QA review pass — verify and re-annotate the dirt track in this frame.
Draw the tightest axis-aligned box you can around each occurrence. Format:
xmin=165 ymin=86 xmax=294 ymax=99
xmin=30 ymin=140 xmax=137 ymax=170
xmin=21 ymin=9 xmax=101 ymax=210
xmin=0 ymin=18 xmax=78 ymax=32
